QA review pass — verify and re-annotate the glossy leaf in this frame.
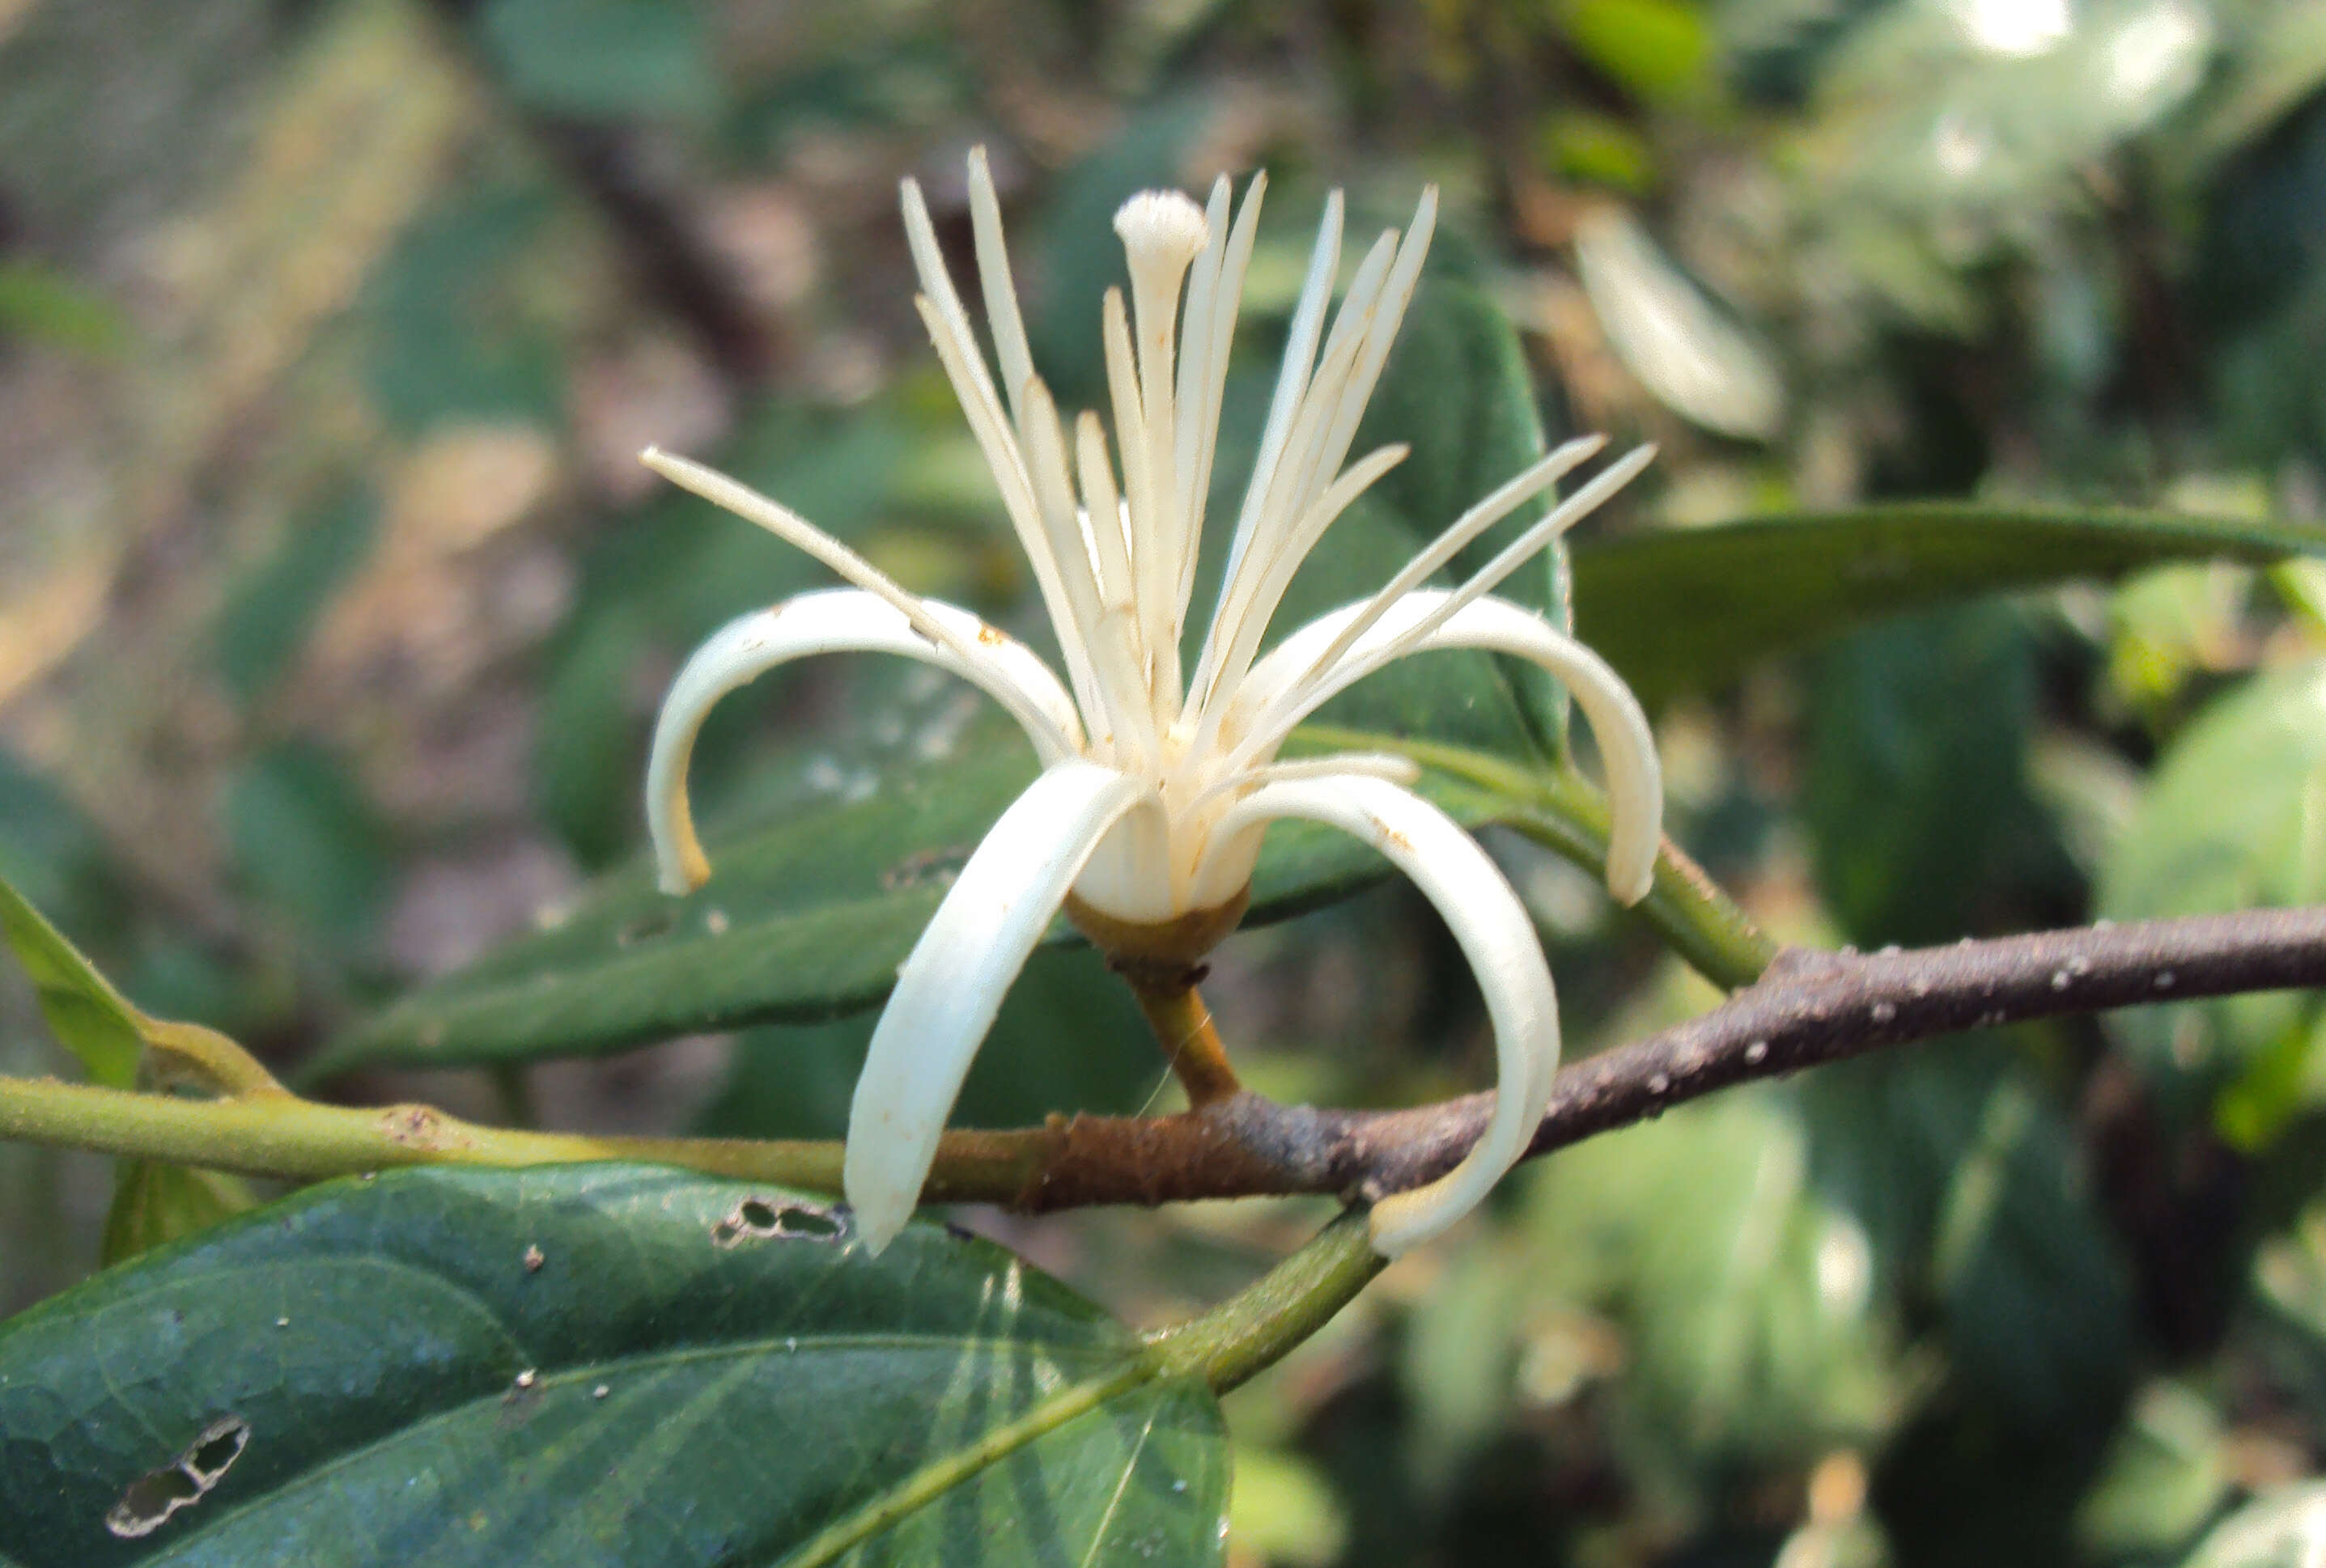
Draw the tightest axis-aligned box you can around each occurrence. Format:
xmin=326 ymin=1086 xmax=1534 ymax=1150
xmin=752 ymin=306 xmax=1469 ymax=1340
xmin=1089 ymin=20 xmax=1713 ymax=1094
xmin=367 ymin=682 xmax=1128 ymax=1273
xmin=312 ymin=744 xmax=1507 ymax=1075
xmin=0 ymin=1163 xmax=1228 ymax=1567
xmin=1570 ymin=504 xmax=2326 ymax=708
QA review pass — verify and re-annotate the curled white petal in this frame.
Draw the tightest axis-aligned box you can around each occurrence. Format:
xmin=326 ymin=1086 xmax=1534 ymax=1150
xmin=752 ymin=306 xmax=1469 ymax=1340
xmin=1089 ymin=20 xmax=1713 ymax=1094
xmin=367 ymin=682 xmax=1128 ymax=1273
xmin=846 ymin=761 xmax=1158 ymax=1253
xmin=1208 ymin=775 xmax=1560 ymax=1256
xmin=646 ymin=589 xmax=1082 ymax=896
xmin=1234 ymin=592 xmax=1662 ymax=904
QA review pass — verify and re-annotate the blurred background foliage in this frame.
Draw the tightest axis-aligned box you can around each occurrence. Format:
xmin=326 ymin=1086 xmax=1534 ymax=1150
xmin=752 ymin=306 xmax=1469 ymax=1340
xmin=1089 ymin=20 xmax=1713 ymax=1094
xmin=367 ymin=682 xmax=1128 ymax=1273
xmin=6 ymin=0 xmax=2326 ymax=1562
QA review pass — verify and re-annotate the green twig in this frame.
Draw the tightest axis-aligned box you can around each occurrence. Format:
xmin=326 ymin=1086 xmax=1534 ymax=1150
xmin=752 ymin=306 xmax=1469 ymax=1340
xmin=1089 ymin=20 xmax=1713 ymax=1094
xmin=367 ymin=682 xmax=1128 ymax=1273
xmin=0 ymin=1073 xmax=1034 ymax=1198
xmin=1146 ymin=1208 xmax=1385 ymax=1392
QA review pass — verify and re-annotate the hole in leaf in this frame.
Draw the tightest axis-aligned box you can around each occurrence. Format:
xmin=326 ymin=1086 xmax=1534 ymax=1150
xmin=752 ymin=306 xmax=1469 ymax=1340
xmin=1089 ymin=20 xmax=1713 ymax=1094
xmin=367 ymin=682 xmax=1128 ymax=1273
xmin=105 ymin=1417 xmax=248 ymax=1539
xmin=711 ymin=1195 xmax=848 ymax=1247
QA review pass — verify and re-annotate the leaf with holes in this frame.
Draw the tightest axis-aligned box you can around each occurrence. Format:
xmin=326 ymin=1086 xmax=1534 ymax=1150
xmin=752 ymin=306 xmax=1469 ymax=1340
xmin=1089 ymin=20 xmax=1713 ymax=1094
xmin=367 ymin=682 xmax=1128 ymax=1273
xmin=1570 ymin=503 xmax=2326 ymax=709
xmin=0 ymin=1163 xmax=1229 ymax=1567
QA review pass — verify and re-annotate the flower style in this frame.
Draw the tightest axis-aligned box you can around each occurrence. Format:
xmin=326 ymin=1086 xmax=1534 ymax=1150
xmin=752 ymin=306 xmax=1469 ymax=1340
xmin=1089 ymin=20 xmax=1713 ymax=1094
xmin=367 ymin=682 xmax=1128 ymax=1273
xmin=642 ymin=150 xmax=1663 ymax=1257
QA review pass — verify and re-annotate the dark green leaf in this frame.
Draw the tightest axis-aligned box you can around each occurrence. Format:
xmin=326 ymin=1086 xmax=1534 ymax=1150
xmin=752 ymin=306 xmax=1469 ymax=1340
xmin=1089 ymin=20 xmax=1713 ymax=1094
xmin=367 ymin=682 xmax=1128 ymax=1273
xmin=312 ymin=742 xmax=1507 ymax=1074
xmin=0 ymin=746 xmax=113 ymax=943
xmin=1570 ymin=504 xmax=2325 ymax=709
xmin=2099 ymin=659 xmax=2326 ymax=1139
xmin=361 ymin=189 xmax=563 ymax=434
xmin=698 ymin=944 xmax=1165 ymax=1139
xmin=2248 ymin=1200 xmax=2326 ymax=1438
xmin=1806 ymin=1045 xmax=2135 ymax=1430
xmin=214 ymin=486 xmax=378 ymax=704
xmin=1514 ymin=1082 xmax=1904 ymax=1466
xmin=1025 ymin=98 xmax=1210 ymax=405
xmin=0 ymin=1163 xmax=1227 ymax=1566
xmin=1804 ymin=605 xmax=2071 ymax=948
xmin=223 ymin=743 xmax=391 ymax=953
xmin=1355 ymin=279 xmax=1571 ymax=755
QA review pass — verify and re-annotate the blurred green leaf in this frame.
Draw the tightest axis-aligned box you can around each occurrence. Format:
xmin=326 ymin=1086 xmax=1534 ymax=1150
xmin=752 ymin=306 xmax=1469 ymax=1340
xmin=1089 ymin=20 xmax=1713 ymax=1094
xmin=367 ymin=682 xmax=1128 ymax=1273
xmin=223 ymin=742 xmax=392 ymax=953
xmin=1517 ymin=1082 xmax=1904 ymax=1471
xmin=1810 ymin=0 xmax=2209 ymax=218
xmin=1570 ymin=504 xmax=2324 ymax=708
xmin=361 ymin=189 xmax=564 ymax=434
xmin=535 ymin=600 xmax=652 ymax=869
xmin=312 ymin=743 xmax=1507 ymax=1075
xmin=0 ymin=1163 xmax=1229 ymax=1566
xmin=0 ymin=747 xmax=112 ymax=943
xmin=2249 ymin=1201 xmax=2326 ymax=1431
xmin=99 ymin=1161 xmax=258 ymax=1266
xmin=2073 ymin=1381 xmax=2229 ymax=1559
xmin=214 ymin=485 xmax=378 ymax=705
xmin=1228 ymin=1442 xmax=1348 ymax=1568
xmin=1536 ymin=109 xmax=1660 ymax=193
xmin=696 ymin=944 xmax=1165 ymax=1138
xmin=478 ymin=0 xmax=716 ymax=120
xmin=1806 ymin=1045 xmax=2135 ymax=1430
xmin=1558 ymin=0 xmax=1717 ymax=108
xmin=1573 ymin=205 xmax=1786 ymax=439
xmin=541 ymin=405 xmax=917 ymax=867
xmin=0 ymin=867 xmax=144 ymax=1088
xmin=2185 ymin=0 xmax=2326 ymax=173
xmin=2099 ymin=659 xmax=2326 ymax=1138
xmin=1805 ymin=605 xmax=2069 ymax=948
xmin=2107 ymin=561 xmax=2254 ymax=714
xmin=2180 ymin=1482 xmax=2326 ymax=1568
xmin=1026 ymin=98 xmax=1210 ymax=405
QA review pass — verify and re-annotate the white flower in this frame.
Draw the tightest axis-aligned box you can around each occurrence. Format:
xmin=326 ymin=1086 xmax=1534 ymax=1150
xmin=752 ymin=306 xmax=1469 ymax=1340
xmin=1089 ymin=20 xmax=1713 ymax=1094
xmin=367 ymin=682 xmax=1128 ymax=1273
xmin=641 ymin=149 xmax=1663 ymax=1257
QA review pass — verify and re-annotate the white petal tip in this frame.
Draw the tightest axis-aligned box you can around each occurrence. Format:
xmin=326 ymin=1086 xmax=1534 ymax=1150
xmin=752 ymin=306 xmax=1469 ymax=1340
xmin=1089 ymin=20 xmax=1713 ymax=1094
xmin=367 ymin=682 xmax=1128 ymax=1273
xmin=1611 ymin=863 xmax=1654 ymax=907
xmin=854 ymin=1212 xmax=903 ymax=1257
xmin=844 ymin=1163 xmax=915 ymax=1257
xmin=1114 ymin=189 xmax=1210 ymax=269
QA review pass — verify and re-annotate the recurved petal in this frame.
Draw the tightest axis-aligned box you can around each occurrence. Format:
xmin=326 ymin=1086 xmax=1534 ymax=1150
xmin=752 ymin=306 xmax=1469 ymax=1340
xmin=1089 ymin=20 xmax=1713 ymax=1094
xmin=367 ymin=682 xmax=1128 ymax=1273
xmin=1236 ymin=591 xmax=1663 ymax=905
xmin=647 ymin=588 xmax=1082 ymax=896
xmin=1208 ymin=774 xmax=1560 ymax=1257
xmin=846 ymin=760 xmax=1158 ymax=1253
